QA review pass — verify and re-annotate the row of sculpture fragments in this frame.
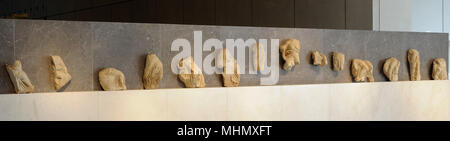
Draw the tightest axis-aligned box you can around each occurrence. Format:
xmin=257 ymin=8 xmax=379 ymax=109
xmin=4 ymin=39 xmax=448 ymax=94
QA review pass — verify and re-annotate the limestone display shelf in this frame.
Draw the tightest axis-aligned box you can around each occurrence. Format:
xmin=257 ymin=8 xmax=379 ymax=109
xmin=0 ymin=80 xmax=448 ymax=121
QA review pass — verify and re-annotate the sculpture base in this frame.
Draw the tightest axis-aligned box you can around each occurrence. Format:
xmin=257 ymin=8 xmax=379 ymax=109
xmin=0 ymin=80 xmax=448 ymax=121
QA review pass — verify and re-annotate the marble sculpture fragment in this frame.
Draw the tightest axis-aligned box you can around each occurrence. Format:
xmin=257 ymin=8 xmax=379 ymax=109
xmin=280 ymin=39 xmax=301 ymax=71
xmin=311 ymin=51 xmax=328 ymax=66
xmin=332 ymin=52 xmax=345 ymax=71
xmin=383 ymin=57 xmax=400 ymax=81
xmin=252 ymin=43 xmax=266 ymax=72
xmin=432 ymin=58 xmax=448 ymax=80
xmin=50 ymin=56 xmax=72 ymax=90
xmin=99 ymin=68 xmax=127 ymax=91
xmin=178 ymin=56 xmax=205 ymax=88
xmin=143 ymin=54 xmax=163 ymax=89
xmin=217 ymin=48 xmax=240 ymax=87
xmin=407 ymin=49 xmax=421 ymax=81
xmin=351 ymin=59 xmax=374 ymax=82
xmin=6 ymin=60 xmax=34 ymax=94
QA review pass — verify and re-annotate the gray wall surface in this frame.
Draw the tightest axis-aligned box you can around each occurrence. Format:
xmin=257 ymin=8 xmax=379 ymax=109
xmin=0 ymin=19 xmax=448 ymax=94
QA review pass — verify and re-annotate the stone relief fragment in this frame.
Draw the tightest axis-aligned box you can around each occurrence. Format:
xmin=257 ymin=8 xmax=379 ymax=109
xmin=311 ymin=51 xmax=328 ymax=66
xmin=280 ymin=39 xmax=301 ymax=71
xmin=383 ymin=57 xmax=400 ymax=81
xmin=143 ymin=54 xmax=163 ymax=89
xmin=178 ymin=56 xmax=205 ymax=88
xmin=332 ymin=52 xmax=345 ymax=71
xmin=99 ymin=68 xmax=127 ymax=91
xmin=407 ymin=49 xmax=421 ymax=81
xmin=252 ymin=43 xmax=266 ymax=72
xmin=217 ymin=48 xmax=240 ymax=87
xmin=432 ymin=58 xmax=448 ymax=80
xmin=351 ymin=59 xmax=374 ymax=82
xmin=50 ymin=56 xmax=72 ymax=91
xmin=6 ymin=60 xmax=34 ymax=94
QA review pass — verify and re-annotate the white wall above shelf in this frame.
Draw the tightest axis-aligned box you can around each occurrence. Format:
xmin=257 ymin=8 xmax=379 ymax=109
xmin=0 ymin=80 xmax=449 ymax=121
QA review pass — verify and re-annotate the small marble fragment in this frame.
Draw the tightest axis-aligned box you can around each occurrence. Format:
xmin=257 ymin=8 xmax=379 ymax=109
xmin=6 ymin=60 xmax=34 ymax=94
xmin=332 ymin=52 xmax=345 ymax=71
xmin=50 ymin=56 xmax=72 ymax=90
xmin=178 ymin=56 xmax=206 ymax=88
xmin=432 ymin=58 xmax=448 ymax=80
xmin=280 ymin=39 xmax=301 ymax=71
xmin=383 ymin=57 xmax=400 ymax=81
xmin=143 ymin=54 xmax=163 ymax=89
xmin=311 ymin=51 xmax=328 ymax=66
xmin=407 ymin=49 xmax=421 ymax=81
xmin=99 ymin=68 xmax=127 ymax=91
xmin=351 ymin=59 xmax=374 ymax=82
xmin=217 ymin=48 xmax=240 ymax=87
xmin=252 ymin=43 xmax=266 ymax=72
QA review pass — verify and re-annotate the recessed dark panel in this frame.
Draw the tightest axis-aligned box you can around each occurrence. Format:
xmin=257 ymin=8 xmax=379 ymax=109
xmin=92 ymin=0 xmax=128 ymax=7
xmin=111 ymin=1 xmax=133 ymax=22
xmin=77 ymin=6 xmax=111 ymax=22
xmin=295 ymin=0 xmax=346 ymax=29
xmin=252 ymin=0 xmax=295 ymax=27
xmin=346 ymin=0 xmax=372 ymax=30
xmin=215 ymin=0 xmax=252 ymax=26
xmin=46 ymin=0 xmax=75 ymax=16
xmin=73 ymin=0 xmax=92 ymax=10
xmin=131 ymin=0 xmax=152 ymax=23
xmin=183 ymin=0 xmax=216 ymax=25
xmin=154 ymin=0 xmax=183 ymax=24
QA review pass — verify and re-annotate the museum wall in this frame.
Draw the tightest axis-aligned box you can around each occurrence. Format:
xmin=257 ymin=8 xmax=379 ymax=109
xmin=373 ymin=0 xmax=450 ymax=77
xmin=0 ymin=0 xmax=373 ymax=29
xmin=0 ymin=19 xmax=448 ymax=94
